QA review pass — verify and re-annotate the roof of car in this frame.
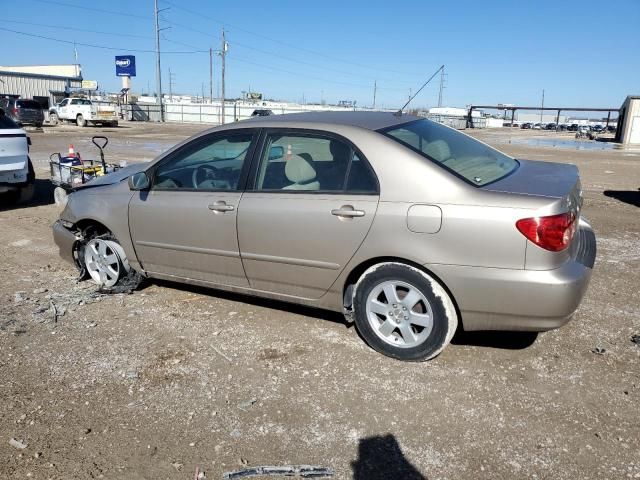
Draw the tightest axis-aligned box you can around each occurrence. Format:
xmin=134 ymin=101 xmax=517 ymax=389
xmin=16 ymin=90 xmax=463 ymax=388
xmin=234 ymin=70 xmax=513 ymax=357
xmin=241 ymin=110 xmax=420 ymax=131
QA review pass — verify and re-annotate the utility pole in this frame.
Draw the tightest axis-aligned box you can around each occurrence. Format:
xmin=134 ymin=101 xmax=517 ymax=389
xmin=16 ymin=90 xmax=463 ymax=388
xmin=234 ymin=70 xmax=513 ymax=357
xmin=373 ymin=80 xmax=377 ymax=110
xmin=153 ymin=0 xmax=164 ymax=121
xmin=209 ymin=47 xmax=213 ymax=104
xmin=220 ymin=28 xmax=227 ymax=124
xmin=540 ymin=89 xmax=545 ymax=123
xmin=168 ymin=67 xmax=173 ymax=102
xmin=437 ymin=66 xmax=445 ymax=107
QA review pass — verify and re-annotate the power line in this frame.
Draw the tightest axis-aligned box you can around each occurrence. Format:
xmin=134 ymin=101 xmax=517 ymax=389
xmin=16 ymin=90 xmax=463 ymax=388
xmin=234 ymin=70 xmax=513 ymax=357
xmin=0 ymin=19 xmax=151 ymax=39
xmin=26 ymin=0 xmax=150 ymax=20
xmin=163 ymin=0 xmax=424 ymax=78
xmin=0 ymin=27 xmax=207 ymax=54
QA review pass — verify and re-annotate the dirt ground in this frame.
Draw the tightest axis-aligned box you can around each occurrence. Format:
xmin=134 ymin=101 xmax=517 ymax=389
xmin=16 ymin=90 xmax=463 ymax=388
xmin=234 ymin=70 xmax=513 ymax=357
xmin=1 ymin=122 xmax=639 ymax=480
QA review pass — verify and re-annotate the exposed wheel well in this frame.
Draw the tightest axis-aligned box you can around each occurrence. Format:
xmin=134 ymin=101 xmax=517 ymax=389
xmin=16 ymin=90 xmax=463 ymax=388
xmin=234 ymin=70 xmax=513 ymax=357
xmin=342 ymin=256 xmax=464 ymax=330
xmin=75 ymin=219 xmax=111 ymax=237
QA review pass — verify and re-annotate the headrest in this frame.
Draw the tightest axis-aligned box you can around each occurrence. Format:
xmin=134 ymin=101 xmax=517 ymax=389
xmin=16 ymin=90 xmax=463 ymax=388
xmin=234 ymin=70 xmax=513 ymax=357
xmin=285 ymin=155 xmax=317 ymax=184
xmin=329 ymin=140 xmax=350 ymax=162
xmin=423 ymin=140 xmax=451 ymax=162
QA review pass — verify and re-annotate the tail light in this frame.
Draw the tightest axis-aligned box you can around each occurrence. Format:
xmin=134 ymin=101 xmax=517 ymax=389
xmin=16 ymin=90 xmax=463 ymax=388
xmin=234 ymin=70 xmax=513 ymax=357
xmin=516 ymin=212 xmax=577 ymax=252
xmin=12 ymin=107 xmax=18 ymax=114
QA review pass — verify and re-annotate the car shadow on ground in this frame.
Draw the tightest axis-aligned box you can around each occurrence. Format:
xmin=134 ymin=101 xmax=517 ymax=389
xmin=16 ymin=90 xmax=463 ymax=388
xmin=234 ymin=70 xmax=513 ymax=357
xmin=603 ymin=189 xmax=640 ymax=207
xmin=146 ymin=279 xmax=539 ymax=350
xmin=451 ymin=329 xmax=538 ymax=349
xmin=0 ymin=179 xmax=55 ymax=211
xmin=148 ymin=279 xmax=352 ymax=328
xmin=351 ymin=434 xmax=427 ymax=480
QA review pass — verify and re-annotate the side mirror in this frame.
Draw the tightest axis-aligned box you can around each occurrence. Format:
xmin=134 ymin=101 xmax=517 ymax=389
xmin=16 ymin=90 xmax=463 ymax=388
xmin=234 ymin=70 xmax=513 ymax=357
xmin=269 ymin=145 xmax=284 ymax=160
xmin=129 ymin=171 xmax=150 ymax=191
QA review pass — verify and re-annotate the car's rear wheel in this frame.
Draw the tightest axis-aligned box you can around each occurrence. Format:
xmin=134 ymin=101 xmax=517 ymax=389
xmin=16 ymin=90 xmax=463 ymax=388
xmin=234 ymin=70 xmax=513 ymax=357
xmin=83 ymin=237 xmax=130 ymax=288
xmin=76 ymin=114 xmax=86 ymax=127
xmin=353 ymin=263 xmax=458 ymax=361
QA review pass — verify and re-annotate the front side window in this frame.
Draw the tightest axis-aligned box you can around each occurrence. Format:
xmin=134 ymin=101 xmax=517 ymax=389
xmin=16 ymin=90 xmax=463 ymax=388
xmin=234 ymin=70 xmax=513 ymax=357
xmin=382 ymin=119 xmax=518 ymax=186
xmin=255 ymin=132 xmax=377 ymax=193
xmin=153 ymin=133 xmax=253 ymax=190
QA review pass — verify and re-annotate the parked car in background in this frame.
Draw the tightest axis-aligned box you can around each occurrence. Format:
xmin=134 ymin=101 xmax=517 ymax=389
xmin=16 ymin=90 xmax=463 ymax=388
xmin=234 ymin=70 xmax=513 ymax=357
xmin=52 ymin=111 xmax=596 ymax=362
xmin=567 ymin=124 xmax=579 ymax=131
xmin=521 ymin=122 xmax=533 ymax=129
xmin=606 ymin=125 xmax=617 ymax=133
xmin=533 ymin=123 xmax=542 ymax=129
xmin=558 ymin=124 xmax=568 ymax=131
xmin=546 ymin=123 xmax=557 ymax=130
xmin=251 ymin=109 xmax=274 ymax=117
xmin=0 ymin=109 xmax=35 ymax=204
xmin=49 ymin=98 xmax=119 ymax=127
xmin=0 ymin=98 xmax=44 ymax=127
xmin=591 ymin=125 xmax=604 ymax=133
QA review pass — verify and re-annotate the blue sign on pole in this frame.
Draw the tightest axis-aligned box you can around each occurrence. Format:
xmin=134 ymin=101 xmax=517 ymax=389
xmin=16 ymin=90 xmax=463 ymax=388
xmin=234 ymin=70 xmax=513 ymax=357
xmin=115 ymin=56 xmax=136 ymax=77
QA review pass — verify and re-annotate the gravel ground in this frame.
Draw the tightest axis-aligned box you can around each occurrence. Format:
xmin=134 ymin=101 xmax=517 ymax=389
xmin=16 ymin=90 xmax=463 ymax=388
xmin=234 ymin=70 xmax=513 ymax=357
xmin=1 ymin=122 xmax=639 ymax=480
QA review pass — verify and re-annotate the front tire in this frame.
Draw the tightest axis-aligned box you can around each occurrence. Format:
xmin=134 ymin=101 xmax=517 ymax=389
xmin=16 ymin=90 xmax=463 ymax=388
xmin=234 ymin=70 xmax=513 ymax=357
xmin=49 ymin=113 xmax=58 ymax=125
xmin=353 ymin=263 xmax=458 ymax=361
xmin=83 ymin=237 xmax=130 ymax=288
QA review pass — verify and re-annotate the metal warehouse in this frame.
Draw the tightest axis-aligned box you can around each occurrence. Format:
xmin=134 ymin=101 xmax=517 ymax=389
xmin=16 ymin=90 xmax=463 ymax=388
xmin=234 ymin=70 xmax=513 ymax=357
xmin=0 ymin=64 xmax=82 ymax=109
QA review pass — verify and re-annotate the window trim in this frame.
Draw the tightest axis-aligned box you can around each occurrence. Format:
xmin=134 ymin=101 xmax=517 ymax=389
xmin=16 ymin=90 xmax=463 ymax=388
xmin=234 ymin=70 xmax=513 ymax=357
xmin=148 ymin=128 xmax=260 ymax=193
xmin=246 ymin=128 xmax=379 ymax=195
xmin=378 ymin=119 xmax=520 ymax=188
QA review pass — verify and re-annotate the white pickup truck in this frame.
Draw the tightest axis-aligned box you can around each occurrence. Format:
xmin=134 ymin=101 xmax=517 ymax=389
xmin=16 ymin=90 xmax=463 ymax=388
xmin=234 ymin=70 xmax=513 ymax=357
xmin=49 ymin=98 xmax=119 ymax=127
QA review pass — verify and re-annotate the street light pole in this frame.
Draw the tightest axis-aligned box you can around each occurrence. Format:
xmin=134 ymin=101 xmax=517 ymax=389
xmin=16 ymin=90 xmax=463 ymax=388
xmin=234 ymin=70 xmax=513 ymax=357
xmin=221 ymin=28 xmax=227 ymax=124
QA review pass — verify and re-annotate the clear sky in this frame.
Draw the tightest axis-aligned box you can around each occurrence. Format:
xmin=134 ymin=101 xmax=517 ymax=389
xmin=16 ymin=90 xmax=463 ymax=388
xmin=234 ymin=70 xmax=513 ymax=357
xmin=1 ymin=0 xmax=638 ymax=109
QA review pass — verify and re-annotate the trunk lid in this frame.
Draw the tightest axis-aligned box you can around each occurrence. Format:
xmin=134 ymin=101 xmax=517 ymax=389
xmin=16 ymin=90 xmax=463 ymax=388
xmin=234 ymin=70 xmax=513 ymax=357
xmin=483 ymin=159 xmax=582 ymax=217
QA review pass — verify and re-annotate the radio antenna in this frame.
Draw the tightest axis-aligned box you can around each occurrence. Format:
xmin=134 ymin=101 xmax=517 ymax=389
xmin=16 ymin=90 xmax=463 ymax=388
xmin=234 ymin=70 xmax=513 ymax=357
xmin=395 ymin=64 xmax=445 ymax=116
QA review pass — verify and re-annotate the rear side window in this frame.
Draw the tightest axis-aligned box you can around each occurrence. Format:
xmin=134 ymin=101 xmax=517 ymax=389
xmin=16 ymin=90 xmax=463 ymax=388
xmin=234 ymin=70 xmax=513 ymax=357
xmin=382 ymin=119 xmax=518 ymax=186
xmin=255 ymin=132 xmax=377 ymax=193
xmin=16 ymin=100 xmax=41 ymax=109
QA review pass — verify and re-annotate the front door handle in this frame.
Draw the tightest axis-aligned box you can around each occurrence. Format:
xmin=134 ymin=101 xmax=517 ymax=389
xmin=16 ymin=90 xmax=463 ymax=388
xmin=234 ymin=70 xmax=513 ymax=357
xmin=331 ymin=205 xmax=365 ymax=218
xmin=208 ymin=201 xmax=234 ymax=213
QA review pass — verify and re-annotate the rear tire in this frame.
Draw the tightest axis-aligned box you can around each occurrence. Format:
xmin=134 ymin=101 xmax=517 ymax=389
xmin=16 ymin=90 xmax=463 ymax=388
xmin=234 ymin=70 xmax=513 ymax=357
xmin=353 ymin=263 xmax=458 ymax=361
xmin=76 ymin=114 xmax=86 ymax=127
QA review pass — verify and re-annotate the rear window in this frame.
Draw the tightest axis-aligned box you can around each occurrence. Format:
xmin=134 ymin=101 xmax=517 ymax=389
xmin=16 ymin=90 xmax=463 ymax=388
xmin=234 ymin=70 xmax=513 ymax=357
xmin=16 ymin=100 xmax=41 ymax=109
xmin=0 ymin=114 xmax=19 ymax=129
xmin=381 ymin=119 xmax=518 ymax=186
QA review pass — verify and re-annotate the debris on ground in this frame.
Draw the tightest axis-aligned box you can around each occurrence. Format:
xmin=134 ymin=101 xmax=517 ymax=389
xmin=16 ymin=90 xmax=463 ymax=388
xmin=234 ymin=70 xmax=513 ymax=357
xmin=631 ymin=334 xmax=640 ymax=345
xmin=9 ymin=437 xmax=28 ymax=449
xmin=237 ymin=398 xmax=257 ymax=411
xmin=592 ymin=346 xmax=606 ymax=355
xmin=223 ymin=465 xmax=334 ymax=479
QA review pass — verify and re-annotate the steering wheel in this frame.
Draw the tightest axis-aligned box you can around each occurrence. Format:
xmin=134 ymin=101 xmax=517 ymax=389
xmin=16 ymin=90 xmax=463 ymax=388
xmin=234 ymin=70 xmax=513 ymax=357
xmin=192 ymin=164 xmax=220 ymax=188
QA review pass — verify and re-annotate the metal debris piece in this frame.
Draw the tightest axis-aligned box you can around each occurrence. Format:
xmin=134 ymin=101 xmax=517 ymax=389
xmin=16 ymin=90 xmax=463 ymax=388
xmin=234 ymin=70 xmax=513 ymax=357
xmin=631 ymin=334 xmax=640 ymax=345
xmin=213 ymin=346 xmax=233 ymax=363
xmin=592 ymin=346 xmax=606 ymax=355
xmin=9 ymin=437 xmax=28 ymax=449
xmin=223 ymin=465 xmax=334 ymax=479
xmin=237 ymin=398 xmax=257 ymax=411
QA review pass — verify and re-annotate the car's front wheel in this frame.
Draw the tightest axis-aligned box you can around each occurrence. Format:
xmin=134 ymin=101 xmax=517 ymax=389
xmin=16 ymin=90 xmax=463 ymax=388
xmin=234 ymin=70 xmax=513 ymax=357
xmin=83 ymin=237 xmax=131 ymax=288
xmin=353 ymin=263 xmax=458 ymax=361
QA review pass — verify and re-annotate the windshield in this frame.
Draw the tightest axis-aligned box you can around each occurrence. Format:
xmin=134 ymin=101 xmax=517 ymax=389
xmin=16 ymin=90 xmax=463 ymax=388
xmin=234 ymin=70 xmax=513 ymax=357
xmin=382 ymin=119 xmax=518 ymax=186
xmin=17 ymin=100 xmax=41 ymax=109
xmin=0 ymin=114 xmax=19 ymax=129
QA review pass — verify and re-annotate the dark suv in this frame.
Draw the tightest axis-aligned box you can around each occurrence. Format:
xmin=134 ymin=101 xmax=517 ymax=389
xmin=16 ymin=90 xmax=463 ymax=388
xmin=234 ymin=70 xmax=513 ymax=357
xmin=0 ymin=98 xmax=44 ymax=127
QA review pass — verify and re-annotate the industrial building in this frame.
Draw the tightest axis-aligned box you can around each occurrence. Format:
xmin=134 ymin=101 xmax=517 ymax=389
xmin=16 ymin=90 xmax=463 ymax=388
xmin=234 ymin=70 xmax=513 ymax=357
xmin=0 ymin=64 xmax=83 ymax=109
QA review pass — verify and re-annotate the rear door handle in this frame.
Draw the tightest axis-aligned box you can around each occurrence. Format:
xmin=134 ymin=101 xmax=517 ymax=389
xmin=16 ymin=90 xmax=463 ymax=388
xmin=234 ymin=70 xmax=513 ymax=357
xmin=331 ymin=206 xmax=365 ymax=218
xmin=208 ymin=202 xmax=234 ymax=213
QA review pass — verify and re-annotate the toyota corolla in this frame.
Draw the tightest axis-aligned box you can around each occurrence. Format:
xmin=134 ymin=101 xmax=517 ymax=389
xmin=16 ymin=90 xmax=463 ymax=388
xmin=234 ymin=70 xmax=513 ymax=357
xmin=52 ymin=112 xmax=596 ymax=361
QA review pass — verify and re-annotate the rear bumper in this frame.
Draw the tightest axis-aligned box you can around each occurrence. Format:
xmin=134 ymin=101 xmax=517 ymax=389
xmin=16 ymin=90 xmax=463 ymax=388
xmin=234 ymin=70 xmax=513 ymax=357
xmin=52 ymin=220 xmax=80 ymax=267
xmin=429 ymin=219 xmax=596 ymax=332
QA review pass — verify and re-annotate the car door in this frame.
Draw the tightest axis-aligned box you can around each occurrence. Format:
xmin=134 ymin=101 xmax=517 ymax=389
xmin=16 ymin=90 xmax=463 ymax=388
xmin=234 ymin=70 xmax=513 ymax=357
xmin=128 ymin=129 xmax=257 ymax=286
xmin=237 ymin=129 xmax=380 ymax=299
xmin=58 ymin=99 xmax=69 ymax=118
